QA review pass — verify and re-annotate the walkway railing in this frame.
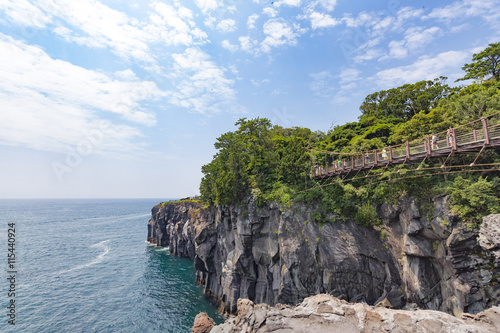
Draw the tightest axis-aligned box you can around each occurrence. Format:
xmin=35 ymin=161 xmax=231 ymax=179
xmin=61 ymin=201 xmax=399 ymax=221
xmin=311 ymin=111 xmax=500 ymax=178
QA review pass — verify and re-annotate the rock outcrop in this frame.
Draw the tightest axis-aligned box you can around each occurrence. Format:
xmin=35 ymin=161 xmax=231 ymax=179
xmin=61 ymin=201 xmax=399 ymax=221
xmin=210 ymin=294 xmax=500 ymax=333
xmin=147 ymin=196 xmax=500 ymax=315
xmin=191 ymin=312 xmax=216 ymax=333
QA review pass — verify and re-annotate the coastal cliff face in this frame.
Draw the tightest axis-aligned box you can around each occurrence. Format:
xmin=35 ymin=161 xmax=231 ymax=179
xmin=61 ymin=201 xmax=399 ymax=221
xmin=147 ymin=197 xmax=500 ymax=316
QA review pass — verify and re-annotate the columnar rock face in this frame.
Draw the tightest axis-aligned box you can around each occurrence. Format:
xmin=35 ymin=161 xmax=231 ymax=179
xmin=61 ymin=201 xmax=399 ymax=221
xmin=147 ymin=197 xmax=500 ymax=315
xmin=210 ymin=294 xmax=500 ymax=333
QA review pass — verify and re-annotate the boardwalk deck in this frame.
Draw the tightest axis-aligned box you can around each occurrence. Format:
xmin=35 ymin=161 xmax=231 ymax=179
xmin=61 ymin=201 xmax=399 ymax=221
xmin=312 ymin=113 xmax=500 ymax=180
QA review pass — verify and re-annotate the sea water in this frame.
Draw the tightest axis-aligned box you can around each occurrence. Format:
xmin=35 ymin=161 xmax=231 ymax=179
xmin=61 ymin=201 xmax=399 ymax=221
xmin=0 ymin=199 xmax=223 ymax=332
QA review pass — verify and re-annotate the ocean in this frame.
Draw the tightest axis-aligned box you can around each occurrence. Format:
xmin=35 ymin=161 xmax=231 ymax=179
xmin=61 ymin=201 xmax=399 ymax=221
xmin=0 ymin=199 xmax=223 ymax=332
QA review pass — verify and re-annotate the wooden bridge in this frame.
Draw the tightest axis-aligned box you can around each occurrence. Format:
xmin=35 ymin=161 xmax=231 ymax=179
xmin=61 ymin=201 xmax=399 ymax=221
xmin=311 ymin=112 xmax=500 ymax=179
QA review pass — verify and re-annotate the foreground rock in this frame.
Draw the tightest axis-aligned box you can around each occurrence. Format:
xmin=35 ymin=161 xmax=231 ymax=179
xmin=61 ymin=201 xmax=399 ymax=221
xmin=210 ymin=294 xmax=500 ymax=333
xmin=192 ymin=312 xmax=215 ymax=333
xmin=148 ymin=197 xmax=500 ymax=315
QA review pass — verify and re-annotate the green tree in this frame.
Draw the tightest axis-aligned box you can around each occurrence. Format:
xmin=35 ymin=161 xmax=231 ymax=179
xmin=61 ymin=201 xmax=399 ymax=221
xmin=457 ymin=42 xmax=500 ymax=82
xmin=449 ymin=176 xmax=500 ymax=224
xmin=359 ymin=77 xmax=451 ymax=121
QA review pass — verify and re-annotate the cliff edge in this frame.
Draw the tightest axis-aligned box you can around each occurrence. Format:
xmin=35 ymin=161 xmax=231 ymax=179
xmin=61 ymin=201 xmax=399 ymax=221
xmin=148 ymin=196 xmax=500 ymax=316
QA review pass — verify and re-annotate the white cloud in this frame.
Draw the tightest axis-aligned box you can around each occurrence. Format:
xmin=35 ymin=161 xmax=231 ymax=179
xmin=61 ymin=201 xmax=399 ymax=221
xmin=169 ymin=48 xmax=242 ymax=114
xmin=425 ymin=0 xmax=500 ymax=29
xmin=204 ymin=16 xmax=216 ymax=28
xmin=341 ymin=12 xmax=375 ymax=28
xmin=239 ymin=35 xmax=259 ymax=53
xmin=263 ymin=7 xmax=278 ymax=18
xmin=0 ymin=0 xmax=208 ymax=69
xmin=405 ymin=26 xmax=441 ymax=49
xmin=425 ymin=0 xmax=495 ymax=21
xmin=309 ymin=70 xmax=335 ymax=98
xmin=250 ymin=79 xmax=270 ymax=86
xmin=374 ymin=50 xmax=470 ymax=88
xmin=339 ymin=68 xmax=361 ymax=84
xmin=216 ymin=19 xmax=237 ymax=33
xmin=0 ymin=0 xmax=52 ymax=28
xmin=386 ymin=26 xmax=442 ymax=59
xmin=340 ymin=6 xmax=429 ymax=63
xmin=274 ymin=0 xmax=301 ymax=7
xmin=353 ymin=48 xmax=384 ymax=62
xmin=387 ymin=40 xmax=407 ymax=59
xmin=309 ymin=11 xmax=339 ymax=29
xmin=221 ymin=39 xmax=238 ymax=52
xmin=315 ymin=0 xmax=337 ymax=12
xmin=247 ymin=14 xmax=259 ymax=29
xmin=261 ymin=19 xmax=303 ymax=53
xmin=0 ymin=34 xmax=159 ymax=154
xmin=193 ymin=0 xmax=221 ymax=13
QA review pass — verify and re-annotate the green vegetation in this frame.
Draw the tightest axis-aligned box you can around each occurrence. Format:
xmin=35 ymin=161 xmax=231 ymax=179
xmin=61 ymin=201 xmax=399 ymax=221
xmin=457 ymin=42 xmax=500 ymax=82
xmin=449 ymin=176 xmax=500 ymax=224
xmin=199 ymin=44 xmax=500 ymax=227
xmin=162 ymin=198 xmax=201 ymax=206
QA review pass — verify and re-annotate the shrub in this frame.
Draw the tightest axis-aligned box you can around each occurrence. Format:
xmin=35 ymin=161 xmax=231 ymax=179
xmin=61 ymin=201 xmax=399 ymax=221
xmin=449 ymin=176 xmax=500 ymax=225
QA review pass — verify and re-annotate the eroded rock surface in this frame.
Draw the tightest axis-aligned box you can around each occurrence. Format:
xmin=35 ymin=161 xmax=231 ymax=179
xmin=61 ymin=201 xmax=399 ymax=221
xmin=209 ymin=294 xmax=500 ymax=333
xmin=192 ymin=312 xmax=215 ymax=333
xmin=148 ymin=197 xmax=500 ymax=315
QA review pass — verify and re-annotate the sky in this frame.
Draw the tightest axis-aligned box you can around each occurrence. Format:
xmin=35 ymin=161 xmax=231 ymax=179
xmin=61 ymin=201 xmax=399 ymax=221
xmin=0 ymin=0 xmax=499 ymax=199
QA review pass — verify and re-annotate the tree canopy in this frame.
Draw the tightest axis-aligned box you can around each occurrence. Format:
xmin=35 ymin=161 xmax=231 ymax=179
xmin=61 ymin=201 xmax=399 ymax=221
xmin=198 ymin=42 xmax=500 ymax=226
xmin=359 ymin=77 xmax=451 ymax=121
xmin=457 ymin=42 xmax=500 ymax=82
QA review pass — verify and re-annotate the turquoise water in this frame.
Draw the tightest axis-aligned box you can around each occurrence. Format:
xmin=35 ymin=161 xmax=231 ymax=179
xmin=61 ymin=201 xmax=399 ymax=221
xmin=0 ymin=199 xmax=223 ymax=332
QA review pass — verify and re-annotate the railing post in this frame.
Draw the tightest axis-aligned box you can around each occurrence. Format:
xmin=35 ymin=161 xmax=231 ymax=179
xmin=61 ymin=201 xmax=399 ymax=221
xmin=342 ymin=159 xmax=345 ymax=172
xmin=482 ymin=117 xmax=490 ymax=145
xmin=374 ymin=149 xmax=378 ymax=166
xmin=452 ymin=127 xmax=457 ymax=150
xmin=473 ymin=129 xmax=478 ymax=142
xmin=405 ymin=141 xmax=410 ymax=159
xmin=362 ymin=152 xmax=365 ymax=168
xmin=425 ymin=136 xmax=431 ymax=155
xmin=389 ymin=146 xmax=393 ymax=163
xmin=351 ymin=155 xmax=354 ymax=170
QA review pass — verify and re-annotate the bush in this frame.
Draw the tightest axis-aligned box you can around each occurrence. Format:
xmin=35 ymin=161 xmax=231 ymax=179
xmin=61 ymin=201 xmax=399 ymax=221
xmin=355 ymin=203 xmax=381 ymax=226
xmin=449 ymin=176 xmax=500 ymax=225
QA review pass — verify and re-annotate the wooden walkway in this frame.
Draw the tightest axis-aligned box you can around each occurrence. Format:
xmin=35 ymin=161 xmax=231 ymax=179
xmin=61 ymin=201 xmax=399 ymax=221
xmin=312 ymin=112 xmax=500 ymax=179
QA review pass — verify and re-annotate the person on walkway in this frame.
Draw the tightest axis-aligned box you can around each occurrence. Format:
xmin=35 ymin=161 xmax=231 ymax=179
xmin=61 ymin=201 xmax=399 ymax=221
xmin=447 ymin=126 xmax=454 ymax=147
xmin=382 ymin=148 xmax=388 ymax=160
xmin=431 ymin=134 xmax=439 ymax=150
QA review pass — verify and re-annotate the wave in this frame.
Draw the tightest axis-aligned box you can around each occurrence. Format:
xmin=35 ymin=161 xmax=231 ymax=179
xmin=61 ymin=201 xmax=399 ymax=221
xmin=58 ymin=240 xmax=110 ymax=274
xmin=154 ymin=246 xmax=170 ymax=253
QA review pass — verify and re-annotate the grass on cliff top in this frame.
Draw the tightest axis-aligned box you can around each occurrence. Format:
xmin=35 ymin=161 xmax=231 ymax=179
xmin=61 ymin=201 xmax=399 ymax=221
xmin=161 ymin=198 xmax=201 ymax=206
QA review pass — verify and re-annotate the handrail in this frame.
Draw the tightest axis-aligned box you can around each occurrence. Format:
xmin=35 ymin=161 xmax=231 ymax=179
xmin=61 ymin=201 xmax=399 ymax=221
xmin=311 ymin=111 xmax=500 ymax=177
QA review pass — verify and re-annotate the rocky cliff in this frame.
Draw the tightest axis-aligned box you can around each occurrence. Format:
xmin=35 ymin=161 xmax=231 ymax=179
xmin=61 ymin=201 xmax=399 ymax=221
xmin=147 ymin=196 xmax=500 ymax=316
xmin=210 ymin=294 xmax=500 ymax=333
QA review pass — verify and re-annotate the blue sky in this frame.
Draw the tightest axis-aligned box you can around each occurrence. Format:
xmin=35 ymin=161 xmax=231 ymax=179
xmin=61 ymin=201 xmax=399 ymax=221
xmin=0 ymin=0 xmax=499 ymax=198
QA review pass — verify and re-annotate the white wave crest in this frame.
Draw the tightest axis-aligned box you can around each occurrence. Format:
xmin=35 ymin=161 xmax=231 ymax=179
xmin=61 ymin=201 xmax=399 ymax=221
xmin=59 ymin=240 xmax=110 ymax=274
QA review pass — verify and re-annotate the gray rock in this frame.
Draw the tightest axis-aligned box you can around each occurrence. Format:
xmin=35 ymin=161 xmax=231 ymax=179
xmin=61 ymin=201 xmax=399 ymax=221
xmin=148 ymin=199 xmax=500 ymax=316
xmin=209 ymin=294 xmax=500 ymax=333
